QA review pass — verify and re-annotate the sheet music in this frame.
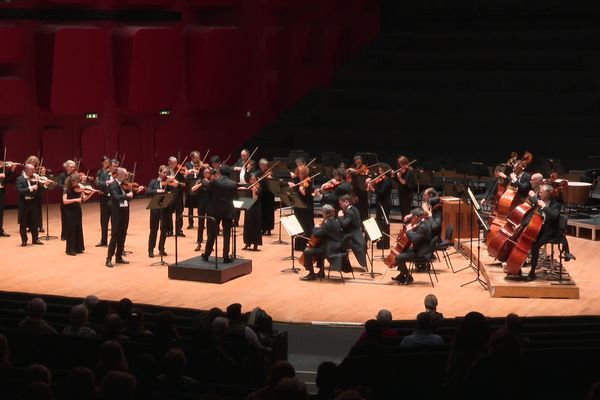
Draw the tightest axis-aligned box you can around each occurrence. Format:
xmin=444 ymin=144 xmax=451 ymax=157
xmin=362 ymin=217 xmax=382 ymax=241
xmin=280 ymin=215 xmax=304 ymax=237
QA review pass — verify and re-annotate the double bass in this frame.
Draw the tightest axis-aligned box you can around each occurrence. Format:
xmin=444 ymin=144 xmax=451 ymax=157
xmin=384 ymin=218 xmax=423 ymax=268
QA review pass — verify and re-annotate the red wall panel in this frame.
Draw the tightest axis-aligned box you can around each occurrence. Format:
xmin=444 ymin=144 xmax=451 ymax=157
xmin=81 ymin=126 xmax=107 ymax=173
xmin=0 ymin=25 xmax=24 ymax=64
xmin=113 ymin=27 xmax=183 ymax=114
xmin=42 ymin=128 xmax=73 ymax=173
xmin=184 ymin=27 xmax=244 ymax=111
xmin=0 ymin=78 xmax=27 ymax=116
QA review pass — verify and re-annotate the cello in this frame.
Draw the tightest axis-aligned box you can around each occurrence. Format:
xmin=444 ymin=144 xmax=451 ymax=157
xmin=298 ymin=235 xmax=321 ymax=267
xmin=384 ymin=218 xmax=424 ymax=268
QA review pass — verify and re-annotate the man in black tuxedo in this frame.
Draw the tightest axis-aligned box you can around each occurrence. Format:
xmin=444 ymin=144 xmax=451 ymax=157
xmin=105 ymin=168 xmax=144 ymax=268
xmin=16 ymin=164 xmax=48 ymax=246
xmin=338 ymin=194 xmax=367 ymax=269
xmin=0 ymin=161 xmax=17 ymax=237
xmin=393 ymin=207 xmax=433 ymax=285
xmin=146 ymin=165 xmax=174 ymax=258
xmin=95 ymin=158 xmax=119 ymax=247
xmin=202 ymin=168 xmax=237 ymax=263
xmin=300 ymin=205 xmax=342 ymax=281
xmin=499 ymin=162 xmax=531 ymax=199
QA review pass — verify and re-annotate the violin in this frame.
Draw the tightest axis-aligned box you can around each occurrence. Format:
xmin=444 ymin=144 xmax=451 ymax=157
xmin=31 ymin=174 xmax=55 ymax=185
xmin=160 ymin=176 xmax=180 ymax=188
xmin=367 ymin=169 xmax=392 ymax=191
xmin=121 ymin=180 xmax=144 ymax=194
xmin=0 ymin=161 xmax=21 ymax=168
xmin=74 ymin=183 xmax=101 ymax=195
xmin=395 ymin=159 xmax=418 ymax=178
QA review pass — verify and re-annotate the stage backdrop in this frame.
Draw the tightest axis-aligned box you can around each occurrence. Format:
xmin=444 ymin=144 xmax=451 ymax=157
xmin=0 ymin=0 xmax=380 ymax=205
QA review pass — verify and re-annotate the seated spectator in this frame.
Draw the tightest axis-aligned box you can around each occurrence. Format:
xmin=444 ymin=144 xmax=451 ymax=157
xmin=116 ymin=298 xmax=133 ymax=321
xmin=424 ymin=294 xmax=443 ymax=329
xmin=212 ymin=316 xmax=229 ymax=340
xmin=207 ymin=307 xmax=225 ymax=324
xmin=65 ymin=367 xmax=96 ymax=400
xmin=153 ymin=310 xmax=180 ymax=346
xmin=315 ymin=361 xmax=339 ymax=400
xmin=157 ymin=349 xmax=197 ymax=390
xmin=102 ymin=313 xmax=129 ymax=341
xmin=274 ymin=377 xmax=307 ymax=400
xmin=132 ymin=353 xmax=158 ymax=400
xmin=21 ymin=382 xmax=54 ymax=400
xmin=226 ymin=303 xmax=264 ymax=349
xmin=0 ymin=334 xmax=11 ymax=368
xmin=400 ymin=312 xmax=444 ymax=348
xmin=18 ymin=298 xmax=57 ymax=334
xmin=97 ymin=341 xmax=129 ymax=382
xmin=83 ymin=295 xmax=99 ymax=312
xmin=26 ymin=364 xmax=52 ymax=385
xmin=335 ymin=390 xmax=366 ymax=400
xmin=349 ymin=320 xmax=385 ymax=358
xmin=122 ymin=307 xmax=152 ymax=338
xmin=100 ymin=371 xmax=136 ymax=400
xmin=248 ymin=361 xmax=296 ymax=400
xmin=356 ymin=310 xmax=399 ymax=344
xmin=63 ymin=304 xmax=97 ymax=337
xmin=188 ymin=324 xmax=234 ymax=382
xmin=89 ymin=300 xmax=110 ymax=333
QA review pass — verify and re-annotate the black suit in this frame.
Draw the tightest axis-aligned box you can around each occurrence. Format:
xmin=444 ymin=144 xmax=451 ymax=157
xmin=529 ymin=199 xmax=562 ymax=275
xmin=513 ymin=172 xmax=532 ymax=199
xmin=429 ymin=196 xmax=443 ymax=238
xmin=16 ymin=174 xmax=44 ymax=243
xmin=204 ymin=175 xmax=237 ymax=259
xmin=395 ymin=219 xmax=433 ymax=277
xmin=0 ymin=168 xmax=14 ymax=235
xmin=185 ymin=161 xmax=201 ymax=227
xmin=397 ymin=169 xmax=416 ymax=217
xmin=96 ymin=168 xmax=112 ymax=245
xmin=374 ymin=177 xmax=392 ymax=249
xmin=107 ymin=180 xmax=130 ymax=260
xmin=302 ymin=217 xmax=342 ymax=274
xmin=338 ymin=205 xmax=367 ymax=268
xmin=166 ymin=170 xmax=185 ymax=235
xmin=146 ymin=179 xmax=169 ymax=253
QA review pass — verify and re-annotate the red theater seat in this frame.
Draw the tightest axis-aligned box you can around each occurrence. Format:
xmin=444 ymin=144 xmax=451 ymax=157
xmin=81 ymin=126 xmax=106 ymax=170
xmin=113 ymin=27 xmax=182 ymax=114
xmin=0 ymin=25 xmax=24 ymax=64
xmin=0 ymin=78 xmax=27 ymax=116
xmin=35 ymin=26 xmax=110 ymax=115
xmin=184 ymin=27 xmax=244 ymax=111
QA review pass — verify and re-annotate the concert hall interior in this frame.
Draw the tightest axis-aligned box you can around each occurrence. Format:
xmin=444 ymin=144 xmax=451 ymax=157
xmin=2 ymin=0 xmax=600 ymax=399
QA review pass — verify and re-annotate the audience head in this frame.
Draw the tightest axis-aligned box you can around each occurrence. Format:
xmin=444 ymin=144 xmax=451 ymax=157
xmin=212 ymin=317 xmax=229 ymax=338
xmin=104 ymin=313 xmax=123 ymax=339
xmin=226 ymin=303 xmax=243 ymax=321
xmin=99 ymin=341 xmax=129 ymax=373
xmin=162 ymin=349 xmax=187 ymax=378
xmin=364 ymin=319 xmax=383 ymax=340
xmin=505 ymin=313 xmax=522 ymax=335
xmin=83 ymin=295 xmax=99 ymax=311
xmin=100 ymin=371 xmax=136 ymax=400
xmin=274 ymin=377 xmax=307 ymax=400
xmin=207 ymin=307 xmax=224 ymax=323
xmin=27 ymin=298 xmax=47 ymax=319
xmin=488 ymin=328 xmax=522 ymax=363
xmin=315 ymin=361 xmax=338 ymax=394
xmin=26 ymin=364 xmax=52 ymax=384
xmin=455 ymin=311 xmax=490 ymax=352
xmin=66 ymin=367 xmax=95 ymax=400
xmin=116 ymin=298 xmax=133 ymax=320
xmin=267 ymin=361 xmax=296 ymax=387
xmin=126 ymin=307 xmax=146 ymax=333
xmin=376 ymin=309 xmax=392 ymax=323
xmin=69 ymin=304 xmax=89 ymax=329
xmin=335 ymin=390 xmax=367 ymax=400
xmin=416 ymin=312 xmax=433 ymax=331
xmin=0 ymin=334 xmax=10 ymax=367
xmin=156 ymin=310 xmax=175 ymax=335
xmin=92 ymin=300 xmax=110 ymax=323
xmin=424 ymin=294 xmax=438 ymax=311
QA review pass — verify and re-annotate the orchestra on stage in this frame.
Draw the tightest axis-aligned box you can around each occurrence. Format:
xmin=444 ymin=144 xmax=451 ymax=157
xmin=0 ymin=148 xmax=576 ymax=284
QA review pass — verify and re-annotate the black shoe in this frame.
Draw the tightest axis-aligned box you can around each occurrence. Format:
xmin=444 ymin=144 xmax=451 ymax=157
xmin=105 ymin=258 xmax=113 ymax=268
xmin=194 ymin=244 xmax=201 ymax=252
xmin=223 ymin=256 xmax=233 ymax=263
xmin=527 ymin=272 xmax=536 ymax=281
xmin=39 ymin=227 xmax=45 ymax=233
xmin=186 ymin=224 xmax=194 ymax=230
xmin=166 ymin=232 xmax=173 ymax=237
xmin=201 ymin=253 xmax=209 ymax=262
xmin=242 ymin=244 xmax=250 ymax=250
xmin=33 ymin=240 xmax=43 ymax=245
xmin=148 ymin=251 xmax=155 ymax=258
xmin=95 ymin=242 xmax=107 ymax=247
xmin=159 ymin=250 xmax=167 ymax=257
xmin=391 ymin=274 xmax=404 ymax=282
xmin=0 ymin=232 xmax=10 ymax=237
xmin=176 ymin=232 xmax=185 ymax=237
xmin=66 ymin=251 xmax=77 ymax=256
xmin=60 ymin=236 xmax=65 ymax=241
xmin=564 ymin=252 xmax=576 ymax=261
xmin=317 ymin=269 xmax=325 ymax=279
xmin=401 ymin=275 xmax=414 ymax=285
xmin=301 ymin=273 xmax=316 ymax=281
xmin=21 ymin=241 xmax=27 ymax=247
xmin=115 ymin=258 xmax=129 ymax=264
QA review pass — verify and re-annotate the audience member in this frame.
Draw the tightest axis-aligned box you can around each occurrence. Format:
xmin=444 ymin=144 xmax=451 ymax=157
xmin=424 ymin=294 xmax=444 ymax=329
xmin=21 ymin=382 xmax=54 ymax=400
xmin=116 ymin=298 xmax=133 ymax=321
xmin=0 ymin=334 xmax=11 ymax=368
xmin=65 ymin=367 xmax=96 ymax=400
xmin=207 ymin=307 xmax=225 ymax=324
xmin=188 ymin=324 xmax=234 ymax=382
xmin=400 ymin=312 xmax=444 ymax=348
xmin=63 ymin=304 xmax=97 ymax=337
xmin=315 ymin=361 xmax=339 ymax=400
xmin=102 ymin=313 xmax=129 ymax=341
xmin=212 ymin=316 xmax=229 ymax=339
xmin=97 ymin=341 xmax=129 ymax=382
xmin=83 ymin=295 xmax=99 ymax=312
xmin=226 ymin=303 xmax=264 ymax=349
xmin=100 ymin=371 xmax=136 ymax=400
xmin=273 ymin=377 xmax=308 ymax=400
xmin=131 ymin=352 xmax=158 ymax=400
xmin=248 ymin=361 xmax=296 ymax=400
xmin=123 ymin=307 xmax=152 ymax=338
xmin=89 ymin=300 xmax=110 ymax=332
xmin=157 ymin=348 xmax=197 ymax=390
xmin=18 ymin=298 xmax=57 ymax=334
xmin=26 ymin=363 xmax=52 ymax=384
xmin=153 ymin=310 xmax=180 ymax=346
xmin=335 ymin=390 xmax=366 ymax=400
xmin=356 ymin=310 xmax=399 ymax=344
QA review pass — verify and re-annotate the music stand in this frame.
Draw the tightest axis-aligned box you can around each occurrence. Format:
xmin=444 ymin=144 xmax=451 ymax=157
xmin=41 ymin=175 xmax=58 ymax=241
xmin=147 ymin=192 xmax=174 ymax=266
xmin=268 ymin=180 xmax=289 ymax=245
xmin=362 ymin=217 xmax=382 ymax=278
xmin=461 ymin=190 xmax=489 ymax=290
xmin=280 ymin=191 xmax=306 ymax=259
xmin=280 ymin=214 xmax=304 ymax=273
xmin=234 ymin=197 xmax=258 ymax=259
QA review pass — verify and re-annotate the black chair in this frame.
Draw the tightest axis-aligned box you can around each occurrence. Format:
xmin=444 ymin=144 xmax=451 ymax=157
xmin=546 ymin=214 xmax=571 ymax=282
xmin=436 ymin=224 xmax=456 ymax=272
xmin=410 ymin=236 xmax=440 ymax=288
xmin=325 ymin=235 xmax=356 ymax=284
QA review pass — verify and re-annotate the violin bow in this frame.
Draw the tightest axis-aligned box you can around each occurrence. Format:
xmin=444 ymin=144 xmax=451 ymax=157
xmin=247 ymin=161 xmax=280 ymax=189
xmin=201 ymin=149 xmax=211 ymax=164
xmin=221 ymin=154 xmax=232 ymax=167
xmin=131 ymin=162 xmax=137 ymax=182
xmin=174 ymin=156 xmax=188 ymax=176
xmin=292 ymin=172 xmax=321 ymax=188
xmin=306 ymin=157 xmax=317 ymax=168
xmin=372 ymin=168 xmax=392 ymax=182
xmin=2 ymin=147 xmax=6 ymax=173
xmin=393 ymin=159 xmax=418 ymax=174
xmin=241 ymin=146 xmax=259 ymax=171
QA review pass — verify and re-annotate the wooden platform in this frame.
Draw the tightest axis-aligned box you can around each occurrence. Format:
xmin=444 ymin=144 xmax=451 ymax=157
xmin=567 ymin=217 xmax=600 ymax=241
xmin=0 ymin=201 xmax=599 ymax=323
xmin=168 ymin=256 xmax=252 ymax=284
xmin=460 ymin=241 xmax=580 ymax=299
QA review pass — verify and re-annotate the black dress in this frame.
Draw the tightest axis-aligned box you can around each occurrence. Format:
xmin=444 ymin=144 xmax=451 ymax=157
xmin=243 ymin=189 xmax=263 ymax=247
xmin=293 ymin=183 xmax=314 ymax=251
xmin=196 ymin=181 xmax=210 ymax=244
xmin=259 ymin=174 xmax=275 ymax=234
xmin=63 ymin=188 xmax=84 ymax=254
xmin=397 ymin=169 xmax=416 ymax=218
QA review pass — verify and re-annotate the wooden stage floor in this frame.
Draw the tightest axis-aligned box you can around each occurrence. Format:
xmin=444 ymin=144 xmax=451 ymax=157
xmin=1 ymin=201 xmax=599 ymax=324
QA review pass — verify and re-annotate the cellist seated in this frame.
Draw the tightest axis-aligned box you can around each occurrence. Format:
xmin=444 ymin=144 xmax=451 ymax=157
xmin=300 ymin=205 xmax=342 ymax=281
xmin=392 ymin=207 xmax=432 ymax=285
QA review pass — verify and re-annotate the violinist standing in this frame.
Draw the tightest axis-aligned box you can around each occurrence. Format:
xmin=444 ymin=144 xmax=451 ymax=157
xmin=25 ymin=155 xmax=45 ymax=232
xmin=146 ymin=165 xmax=173 ymax=258
xmin=166 ymin=156 xmax=186 ymax=237
xmin=500 ymin=160 xmax=531 ymax=200
xmin=396 ymin=156 xmax=417 ymax=218
xmin=185 ymin=151 xmax=202 ymax=230
xmin=393 ymin=207 xmax=432 ymax=285
xmin=347 ymin=155 xmax=370 ymax=221
xmin=16 ymin=164 xmax=49 ymax=246
xmin=367 ymin=164 xmax=392 ymax=249
xmin=258 ymin=159 xmax=275 ymax=235
xmin=57 ymin=160 xmax=77 ymax=241
xmin=192 ymin=166 xmax=212 ymax=251
xmin=96 ymin=158 xmax=118 ymax=247
xmin=105 ymin=168 xmax=144 ymax=268
xmin=338 ymin=194 xmax=368 ymax=269
xmin=288 ymin=165 xmax=314 ymax=251
xmin=0 ymin=160 xmax=17 ymax=237
xmin=232 ymin=149 xmax=254 ymax=227
xmin=300 ymin=205 xmax=341 ymax=281
xmin=242 ymin=173 xmax=262 ymax=251
xmin=62 ymin=174 xmax=93 ymax=256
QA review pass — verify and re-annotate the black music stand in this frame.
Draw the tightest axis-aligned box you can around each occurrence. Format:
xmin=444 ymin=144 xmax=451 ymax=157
xmin=362 ymin=217 xmax=382 ymax=278
xmin=461 ymin=194 xmax=489 ymax=290
xmin=280 ymin=214 xmax=304 ymax=273
xmin=234 ymin=197 xmax=257 ymax=259
xmin=41 ymin=175 xmax=58 ymax=241
xmin=279 ymin=191 xmax=306 ymax=260
xmin=147 ymin=192 xmax=174 ymax=266
xmin=268 ymin=180 xmax=290 ymax=245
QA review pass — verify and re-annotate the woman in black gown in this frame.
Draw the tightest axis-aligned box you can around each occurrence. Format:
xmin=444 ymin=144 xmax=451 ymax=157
xmin=258 ymin=159 xmax=275 ymax=235
xmin=62 ymin=174 xmax=93 ymax=256
xmin=288 ymin=165 xmax=314 ymax=251
xmin=242 ymin=173 xmax=263 ymax=250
